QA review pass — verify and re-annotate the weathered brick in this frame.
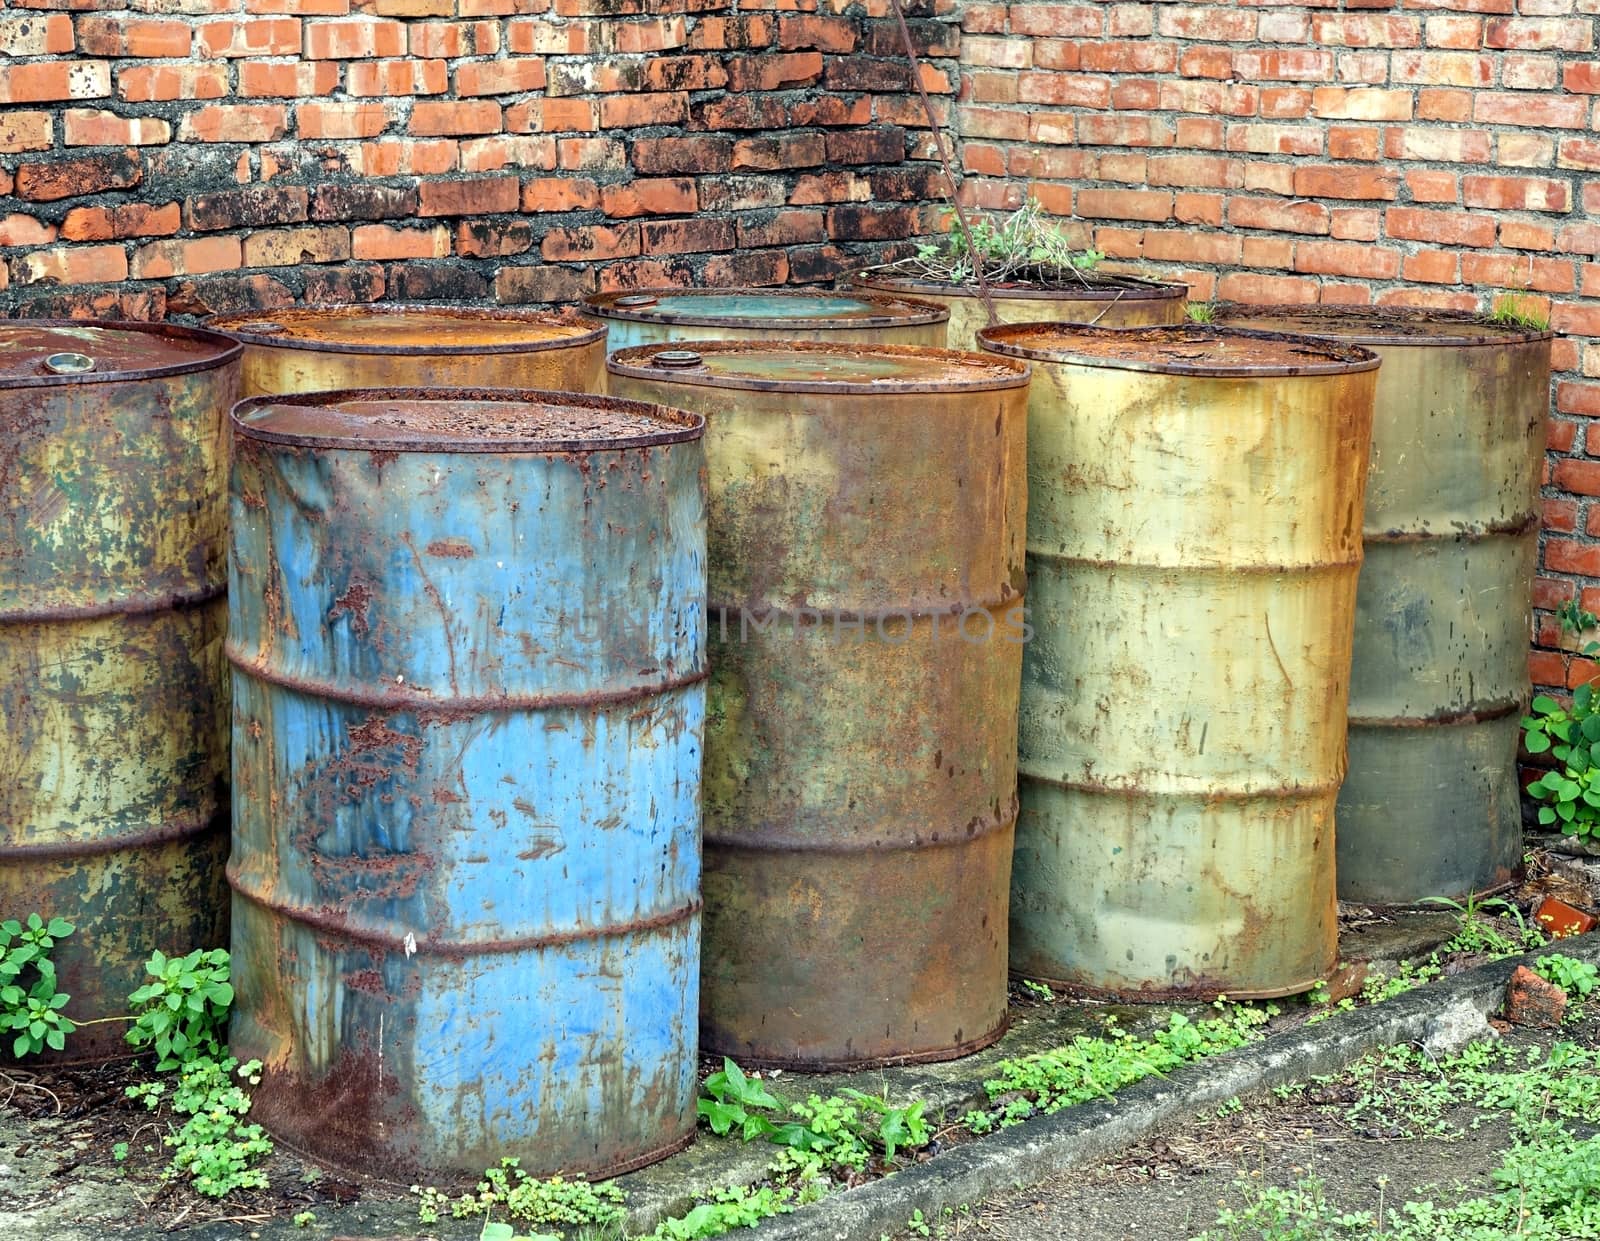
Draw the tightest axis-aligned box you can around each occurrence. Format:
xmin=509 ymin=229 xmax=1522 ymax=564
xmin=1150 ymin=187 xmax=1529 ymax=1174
xmin=1072 ymin=189 xmax=1175 ymax=222
xmin=632 ymin=136 xmax=732 ymax=174
xmin=417 ymin=175 xmax=520 ymax=217
xmin=1296 ymin=240 xmax=1401 ymax=279
xmin=455 ymin=58 xmax=546 ymax=97
xmin=0 ymin=112 xmax=53 ymax=154
xmin=410 ymin=102 xmax=500 ymax=137
xmin=196 ymin=19 xmax=301 ymax=57
xmin=189 ymin=186 xmax=308 ymax=231
xmin=459 ymin=136 xmax=555 ymax=173
xmin=456 ymin=219 xmax=532 ymax=258
xmin=600 ymin=178 xmax=697 ymax=218
xmin=351 ymin=223 xmax=450 ymax=260
xmin=242 ymin=225 xmax=350 ymax=267
xmin=600 ymin=92 xmax=689 ymax=129
xmin=347 ymin=60 xmax=448 ymax=96
xmin=1310 ymin=88 xmax=1414 ymax=121
xmin=1292 ymin=165 xmax=1402 ymax=200
xmin=0 ymin=61 xmax=111 ymax=105
xmin=310 ymin=183 xmax=418 ymax=221
xmin=180 ymin=106 xmax=288 ymax=143
xmin=1386 ymin=206 xmax=1497 ymax=247
xmin=1228 ymin=198 xmax=1331 ymax=236
xmin=1463 ymin=174 xmax=1572 ymax=210
xmin=62 ymin=109 xmax=171 ymax=147
xmin=303 ymin=18 xmax=404 ymax=58
xmin=495 ymin=264 xmax=592 ymax=305
xmin=296 ymin=103 xmax=391 ymax=140
xmin=0 ymin=13 xmax=74 ymax=56
xmin=16 ymin=150 xmax=141 ymax=202
xmin=731 ymin=134 xmax=826 ymax=171
xmin=131 ymin=236 xmax=242 ymax=279
xmin=118 ymin=64 xmax=228 ymax=103
xmin=541 ymin=223 xmax=641 ymax=261
xmin=76 ymin=17 xmax=189 ymax=57
xmin=238 ymin=62 xmax=339 ymax=97
xmin=60 ymin=202 xmax=180 ymax=242
xmin=13 ymin=245 xmax=128 ymax=287
xmin=737 ymin=209 xmax=826 ymax=249
xmin=639 ymin=216 xmax=736 ymax=253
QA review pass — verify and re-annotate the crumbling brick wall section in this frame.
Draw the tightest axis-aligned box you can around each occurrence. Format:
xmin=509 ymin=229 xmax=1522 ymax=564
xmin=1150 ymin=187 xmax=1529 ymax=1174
xmin=954 ymin=0 xmax=1600 ymax=693
xmin=0 ymin=0 xmax=957 ymax=319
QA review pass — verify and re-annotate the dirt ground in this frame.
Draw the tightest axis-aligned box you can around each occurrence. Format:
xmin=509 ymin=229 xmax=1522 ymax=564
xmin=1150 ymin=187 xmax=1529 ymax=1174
xmin=946 ymin=1014 xmax=1598 ymax=1241
xmin=3 ymin=845 xmax=1596 ymax=1239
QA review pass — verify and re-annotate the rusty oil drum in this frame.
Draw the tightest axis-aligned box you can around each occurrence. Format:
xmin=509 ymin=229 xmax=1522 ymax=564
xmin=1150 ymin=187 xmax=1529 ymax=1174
xmin=1213 ymin=305 xmax=1551 ymax=905
xmin=609 ymin=341 xmax=1029 ymax=1068
xmin=208 ymin=305 xmax=606 ymax=398
xmin=583 ymin=287 xmax=949 ymax=351
xmin=0 ymin=321 xmax=239 ymax=1061
xmin=226 ymin=387 xmax=707 ymax=1179
xmin=854 ymin=272 xmax=1187 ymax=351
xmin=980 ymin=324 xmax=1379 ymax=999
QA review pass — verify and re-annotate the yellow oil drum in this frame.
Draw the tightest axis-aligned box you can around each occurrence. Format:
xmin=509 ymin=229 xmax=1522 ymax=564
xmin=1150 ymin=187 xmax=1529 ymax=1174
xmin=0 ymin=321 xmax=240 ymax=1061
xmin=855 ymin=272 xmax=1187 ymax=350
xmin=208 ymin=305 xmax=606 ymax=397
xmin=609 ymin=341 xmax=1030 ymax=1067
xmin=583 ymin=287 xmax=948 ymax=350
xmin=980 ymin=323 xmax=1379 ymax=999
xmin=1212 ymin=305 xmax=1551 ymax=905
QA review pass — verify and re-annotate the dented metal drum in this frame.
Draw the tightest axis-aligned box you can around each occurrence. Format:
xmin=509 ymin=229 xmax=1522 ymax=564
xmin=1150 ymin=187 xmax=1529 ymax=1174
xmin=1213 ymin=306 xmax=1551 ymax=905
xmin=854 ymin=272 xmax=1187 ymax=350
xmin=584 ymin=287 xmax=949 ymax=350
xmin=980 ymin=324 xmax=1378 ymax=999
xmin=609 ymin=342 xmax=1029 ymax=1068
xmin=0 ymin=321 xmax=239 ymax=1061
xmin=208 ymin=306 xmax=606 ymax=398
xmin=227 ymin=388 xmax=706 ymax=1179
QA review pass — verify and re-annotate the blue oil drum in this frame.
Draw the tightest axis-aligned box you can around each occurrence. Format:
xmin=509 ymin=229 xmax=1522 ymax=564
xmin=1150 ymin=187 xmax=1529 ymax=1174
xmin=226 ymin=387 xmax=707 ymax=1181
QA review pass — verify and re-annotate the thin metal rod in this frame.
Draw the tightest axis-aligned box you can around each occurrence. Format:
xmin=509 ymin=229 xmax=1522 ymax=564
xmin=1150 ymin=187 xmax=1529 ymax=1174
xmin=887 ymin=0 xmax=1000 ymax=329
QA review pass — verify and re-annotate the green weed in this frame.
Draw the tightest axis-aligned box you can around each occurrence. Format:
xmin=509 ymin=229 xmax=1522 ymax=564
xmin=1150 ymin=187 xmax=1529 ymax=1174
xmin=412 ymin=1160 xmax=625 ymax=1231
xmin=965 ymin=1003 xmax=1273 ymax=1133
xmin=126 ymin=947 xmax=233 ymax=1070
xmin=0 ymin=915 xmax=75 ymax=1058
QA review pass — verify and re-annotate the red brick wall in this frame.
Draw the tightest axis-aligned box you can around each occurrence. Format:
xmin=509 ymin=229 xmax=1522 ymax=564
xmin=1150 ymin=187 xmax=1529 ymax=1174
xmin=956 ymin=0 xmax=1600 ymax=692
xmin=0 ymin=0 xmax=955 ymax=320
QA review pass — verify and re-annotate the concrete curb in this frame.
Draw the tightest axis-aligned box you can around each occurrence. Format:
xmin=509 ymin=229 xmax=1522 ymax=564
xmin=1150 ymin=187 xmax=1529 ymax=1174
xmin=748 ymin=934 xmax=1600 ymax=1241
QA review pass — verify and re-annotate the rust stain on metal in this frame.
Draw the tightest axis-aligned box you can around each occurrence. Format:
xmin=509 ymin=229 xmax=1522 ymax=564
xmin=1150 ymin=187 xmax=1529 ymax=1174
xmin=227 ymin=386 xmax=707 ymax=1180
xmin=1215 ymin=304 xmax=1551 ymax=906
xmin=984 ymin=323 xmax=1377 ymax=1000
xmin=0 ymin=320 xmax=240 ymax=1063
xmin=610 ymin=340 xmax=1030 ymax=1069
xmin=207 ymin=306 xmax=608 ymax=399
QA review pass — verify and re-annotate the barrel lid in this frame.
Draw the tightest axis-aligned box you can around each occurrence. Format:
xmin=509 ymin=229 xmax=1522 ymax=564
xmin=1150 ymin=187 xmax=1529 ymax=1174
xmin=607 ymin=340 xmax=1030 ymax=393
xmin=856 ymin=270 xmax=1188 ymax=303
xmin=1210 ymin=303 xmax=1555 ymax=347
xmin=234 ymin=387 xmax=702 ymax=453
xmin=978 ymin=323 xmax=1380 ymax=377
xmin=0 ymin=319 xmax=241 ymax=389
xmin=207 ymin=305 xmax=606 ymax=355
xmin=584 ymin=287 xmax=949 ymax=329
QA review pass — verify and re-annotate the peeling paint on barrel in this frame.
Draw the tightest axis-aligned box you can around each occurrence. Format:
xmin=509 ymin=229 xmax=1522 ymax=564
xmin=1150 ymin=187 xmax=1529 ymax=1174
xmin=207 ymin=305 xmax=607 ymax=398
xmin=226 ymin=388 xmax=707 ymax=1180
xmin=1214 ymin=306 xmax=1551 ymax=906
xmin=980 ymin=324 xmax=1379 ymax=1000
xmin=0 ymin=321 xmax=239 ymax=1062
xmin=584 ymin=287 xmax=949 ymax=350
xmin=609 ymin=341 xmax=1030 ymax=1068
